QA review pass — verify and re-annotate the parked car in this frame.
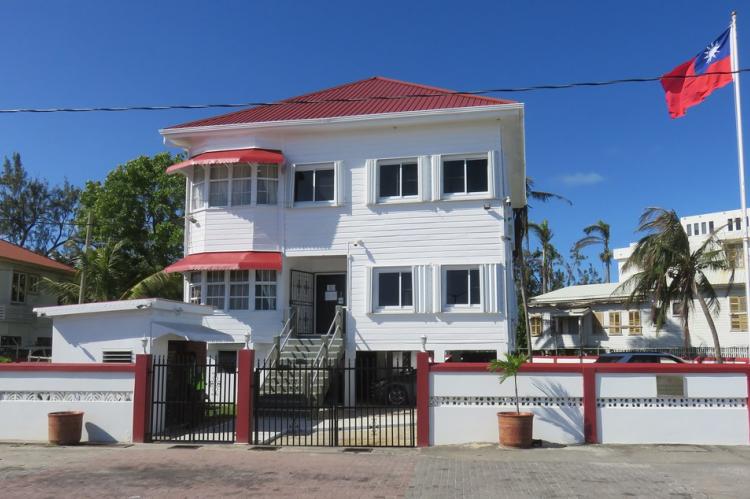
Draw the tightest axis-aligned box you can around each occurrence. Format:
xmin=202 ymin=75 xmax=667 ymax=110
xmin=595 ymin=352 xmax=686 ymax=364
xmin=370 ymin=367 xmax=416 ymax=406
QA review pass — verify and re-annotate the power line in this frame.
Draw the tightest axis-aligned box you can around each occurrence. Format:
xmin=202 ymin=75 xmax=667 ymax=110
xmin=0 ymin=69 xmax=746 ymax=115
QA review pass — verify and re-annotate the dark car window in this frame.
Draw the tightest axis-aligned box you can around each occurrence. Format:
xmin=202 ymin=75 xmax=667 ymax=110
xmin=628 ymin=355 xmax=658 ymax=363
xmin=659 ymin=356 xmax=682 ymax=363
xmin=596 ymin=355 xmax=623 ymax=363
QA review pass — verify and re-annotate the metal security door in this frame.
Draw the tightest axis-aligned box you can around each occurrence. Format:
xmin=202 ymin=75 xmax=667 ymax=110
xmin=290 ymin=270 xmax=314 ymax=336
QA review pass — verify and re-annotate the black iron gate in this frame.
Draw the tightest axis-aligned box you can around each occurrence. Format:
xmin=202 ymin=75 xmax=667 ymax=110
xmin=149 ymin=354 xmax=237 ymax=442
xmin=253 ymin=358 xmax=416 ymax=447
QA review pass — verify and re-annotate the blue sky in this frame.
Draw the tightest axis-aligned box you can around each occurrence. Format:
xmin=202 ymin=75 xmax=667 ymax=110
xmin=0 ymin=0 xmax=746 ymax=279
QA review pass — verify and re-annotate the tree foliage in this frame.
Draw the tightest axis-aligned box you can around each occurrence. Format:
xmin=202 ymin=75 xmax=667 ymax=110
xmin=77 ymin=153 xmax=185 ymax=285
xmin=573 ymin=220 xmax=612 ymax=283
xmin=0 ymin=153 xmax=80 ymax=256
xmin=617 ymin=208 xmax=728 ymax=361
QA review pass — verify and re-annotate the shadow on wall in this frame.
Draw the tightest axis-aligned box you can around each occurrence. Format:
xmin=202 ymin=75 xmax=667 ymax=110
xmin=84 ymin=422 xmax=118 ymax=443
xmin=532 ymin=380 xmax=584 ymax=443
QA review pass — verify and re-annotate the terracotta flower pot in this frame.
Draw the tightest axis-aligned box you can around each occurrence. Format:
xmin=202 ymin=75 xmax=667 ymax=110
xmin=497 ymin=411 xmax=534 ymax=448
xmin=48 ymin=411 xmax=84 ymax=445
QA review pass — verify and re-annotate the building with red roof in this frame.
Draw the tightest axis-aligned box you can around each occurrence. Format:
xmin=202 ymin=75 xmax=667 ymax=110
xmin=0 ymin=240 xmax=73 ymax=360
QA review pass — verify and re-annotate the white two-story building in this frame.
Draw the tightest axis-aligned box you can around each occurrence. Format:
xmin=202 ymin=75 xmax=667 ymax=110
xmin=529 ymin=209 xmax=749 ymax=356
xmin=159 ymin=76 xmax=527 ymax=366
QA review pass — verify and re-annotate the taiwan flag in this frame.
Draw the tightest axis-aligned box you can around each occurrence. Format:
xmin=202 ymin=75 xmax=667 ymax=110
xmin=661 ymin=28 xmax=733 ymax=118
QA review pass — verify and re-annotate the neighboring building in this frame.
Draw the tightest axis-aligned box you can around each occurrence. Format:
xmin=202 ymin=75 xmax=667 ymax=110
xmin=0 ymin=240 xmax=74 ymax=358
xmin=158 ymin=76 xmax=527 ymax=366
xmin=529 ymin=209 xmax=749 ymax=354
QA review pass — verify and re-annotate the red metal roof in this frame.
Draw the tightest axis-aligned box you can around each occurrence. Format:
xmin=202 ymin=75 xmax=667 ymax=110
xmin=166 ymin=77 xmax=514 ymax=129
xmin=0 ymin=240 xmax=74 ymax=273
xmin=164 ymin=251 xmax=282 ymax=273
xmin=167 ymin=149 xmax=284 ymax=174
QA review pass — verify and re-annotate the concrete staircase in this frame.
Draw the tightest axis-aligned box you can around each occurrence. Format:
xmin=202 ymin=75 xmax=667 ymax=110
xmin=258 ymin=336 xmax=345 ymax=408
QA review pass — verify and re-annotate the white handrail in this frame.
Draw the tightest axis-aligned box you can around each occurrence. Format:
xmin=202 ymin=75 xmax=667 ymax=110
xmin=310 ymin=307 xmax=345 ymax=388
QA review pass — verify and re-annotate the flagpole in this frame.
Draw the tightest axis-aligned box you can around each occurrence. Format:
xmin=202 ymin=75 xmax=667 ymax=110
xmin=729 ymin=11 xmax=750 ymax=360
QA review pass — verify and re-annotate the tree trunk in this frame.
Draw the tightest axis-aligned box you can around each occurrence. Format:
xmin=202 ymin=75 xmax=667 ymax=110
xmin=517 ymin=254 xmax=533 ymax=359
xmin=681 ymin=300 xmax=691 ymax=352
xmin=541 ymin=246 xmax=547 ymax=294
xmin=692 ymin=281 xmax=723 ymax=363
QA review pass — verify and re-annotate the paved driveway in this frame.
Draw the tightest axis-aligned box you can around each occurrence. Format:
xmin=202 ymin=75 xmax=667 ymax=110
xmin=1 ymin=442 xmax=749 ymax=498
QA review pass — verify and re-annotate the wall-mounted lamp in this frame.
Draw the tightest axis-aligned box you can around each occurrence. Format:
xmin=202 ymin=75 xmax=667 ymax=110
xmin=243 ymin=332 xmax=251 ymax=350
xmin=421 ymin=335 xmax=427 ymax=353
xmin=140 ymin=336 xmax=149 ymax=354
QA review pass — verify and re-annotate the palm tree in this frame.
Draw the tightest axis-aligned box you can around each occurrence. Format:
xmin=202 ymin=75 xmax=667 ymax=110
xmin=573 ymin=220 xmax=612 ymax=283
xmin=513 ymin=178 xmax=571 ymax=356
xmin=528 ymin=220 xmax=558 ymax=295
xmin=617 ymin=208 xmax=728 ymax=362
xmin=42 ymin=240 xmax=182 ymax=303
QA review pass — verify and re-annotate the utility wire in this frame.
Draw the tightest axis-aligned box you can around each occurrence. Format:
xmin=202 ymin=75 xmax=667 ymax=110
xmin=0 ymin=69 xmax=746 ymax=115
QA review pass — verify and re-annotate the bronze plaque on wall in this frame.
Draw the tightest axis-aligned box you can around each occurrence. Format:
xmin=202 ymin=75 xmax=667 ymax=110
xmin=656 ymin=375 xmax=685 ymax=397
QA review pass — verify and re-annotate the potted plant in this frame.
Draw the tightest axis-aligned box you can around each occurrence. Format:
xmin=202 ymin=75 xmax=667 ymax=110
xmin=488 ymin=353 xmax=534 ymax=448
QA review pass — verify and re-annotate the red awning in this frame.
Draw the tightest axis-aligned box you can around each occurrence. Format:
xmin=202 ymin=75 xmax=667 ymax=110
xmin=167 ymin=148 xmax=285 ymax=174
xmin=164 ymin=251 xmax=282 ymax=273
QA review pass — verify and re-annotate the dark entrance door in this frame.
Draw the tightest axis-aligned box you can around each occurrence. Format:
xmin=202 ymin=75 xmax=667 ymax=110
xmin=315 ymin=274 xmax=346 ymax=334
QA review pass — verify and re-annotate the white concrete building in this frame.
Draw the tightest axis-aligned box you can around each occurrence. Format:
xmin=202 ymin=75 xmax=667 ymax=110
xmin=529 ymin=209 xmax=749 ymax=355
xmin=157 ymin=76 xmax=527 ymax=365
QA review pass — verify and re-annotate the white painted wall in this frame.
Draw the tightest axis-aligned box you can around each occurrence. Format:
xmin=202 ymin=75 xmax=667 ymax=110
xmin=430 ymin=371 xmax=584 ymax=445
xmin=597 ymin=372 xmax=749 ymax=445
xmin=0 ymin=370 xmax=134 ymax=443
xmin=179 ymin=118 xmax=516 ymax=359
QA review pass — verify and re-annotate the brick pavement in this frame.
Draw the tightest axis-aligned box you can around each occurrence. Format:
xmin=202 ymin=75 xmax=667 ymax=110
xmin=1 ymin=442 xmax=749 ymax=498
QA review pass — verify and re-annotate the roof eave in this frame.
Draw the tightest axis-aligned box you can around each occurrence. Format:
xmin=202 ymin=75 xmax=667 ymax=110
xmin=160 ymin=104 xmax=524 ymax=147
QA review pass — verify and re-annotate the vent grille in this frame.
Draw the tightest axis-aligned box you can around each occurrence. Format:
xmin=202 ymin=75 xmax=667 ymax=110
xmin=102 ymin=350 xmax=133 ymax=363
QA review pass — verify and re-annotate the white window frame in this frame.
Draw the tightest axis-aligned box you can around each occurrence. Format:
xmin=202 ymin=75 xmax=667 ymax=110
xmin=188 ymin=271 xmax=202 ymax=304
xmin=190 ymin=163 xmax=281 ymax=213
xmin=440 ymin=153 xmax=490 ymax=199
xmin=205 ymin=270 xmax=226 ymax=309
xmin=256 ymin=164 xmax=279 ymax=206
xmin=292 ymin=162 xmax=337 ymax=207
xmin=254 ymin=270 xmax=278 ymax=311
xmin=11 ymin=271 xmax=27 ymax=304
xmin=373 ymin=267 xmax=414 ymax=313
xmin=230 ymin=164 xmax=253 ymax=207
xmin=376 ymin=158 xmax=420 ymax=203
xmin=228 ymin=270 xmax=251 ymax=310
xmin=442 ymin=265 xmax=482 ymax=312
xmin=191 ymin=166 xmax=206 ymax=212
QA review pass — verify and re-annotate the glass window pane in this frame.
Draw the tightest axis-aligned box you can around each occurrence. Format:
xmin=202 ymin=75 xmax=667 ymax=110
xmin=686 ymin=224 xmax=692 ymax=236
xmin=378 ymin=272 xmax=400 ymax=307
xmin=402 ymin=163 xmax=418 ymax=196
xmin=257 ymin=164 xmax=278 ymax=179
xmin=193 ymin=166 xmax=205 ymax=183
xmin=443 ymin=160 xmax=465 ymax=193
xmin=233 ymin=164 xmax=252 ymax=179
xmin=209 ymin=181 xmax=229 ymax=206
xmin=379 ymin=164 xmax=400 ymax=197
xmin=191 ymin=182 xmax=204 ymax=210
xmin=294 ymin=170 xmax=314 ymax=202
xmin=469 ymin=268 xmax=480 ymax=304
xmin=709 ymin=221 xmax=715 ymax=233
xmin=232 ymin=178 xmax=252 ymax=206
xmin=315 ymin=169 xmax=335 ymax=201
xmin=257 ymin=179 xmax=278 ymax=205
xmin=446 ymin=270 xmax=469 ymax=305
xmin=401 ymin=272 xmax=413 ymax=306
xmin=210 ymin=166 xmax=229 ymax=180
xmin=466 ymin=159 xmax=488 ymax=193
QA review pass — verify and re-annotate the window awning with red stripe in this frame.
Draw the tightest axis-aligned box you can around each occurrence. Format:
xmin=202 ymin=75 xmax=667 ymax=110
xmin=164 ymin=251 xmax=282 ymax=273
xmin=166 ymin=148 xmax=285 ymax=174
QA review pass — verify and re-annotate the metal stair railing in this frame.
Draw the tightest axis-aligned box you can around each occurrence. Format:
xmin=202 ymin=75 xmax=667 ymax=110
xmin=260 ymin=308 xmax=296 ymax=388
xmin=310 ymin=306 xmax=345 ymax=395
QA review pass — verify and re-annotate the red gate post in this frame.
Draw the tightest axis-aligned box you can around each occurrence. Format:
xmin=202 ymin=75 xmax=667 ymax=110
xmin=236 ymin=349 xmax=255 ymax=444
xmin=416 ymin=352 xmax=430 ymax=447
xmin=582 ymin=364 xmax=598 ymax=444
xmin=132 ymin=353 xmax=152 ymax=443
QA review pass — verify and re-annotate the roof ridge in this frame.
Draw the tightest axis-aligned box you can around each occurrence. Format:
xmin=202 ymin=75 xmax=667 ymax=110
xmin=0 ymin=239 xmax=74 ymax=272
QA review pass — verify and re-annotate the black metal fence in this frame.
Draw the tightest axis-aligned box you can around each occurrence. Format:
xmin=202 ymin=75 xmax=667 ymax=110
xmin=253 ymin=357 xmax=416 ymax=447
xmin=149 ymin=354 xmax=237 ymax=443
